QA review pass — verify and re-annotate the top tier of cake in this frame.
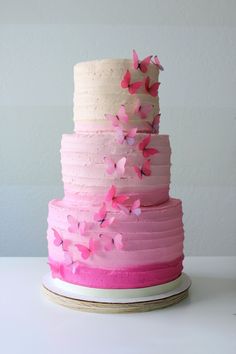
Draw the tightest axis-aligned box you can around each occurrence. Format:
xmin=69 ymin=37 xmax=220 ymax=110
xmin=73 ymin=58 xmax=160 ymax=132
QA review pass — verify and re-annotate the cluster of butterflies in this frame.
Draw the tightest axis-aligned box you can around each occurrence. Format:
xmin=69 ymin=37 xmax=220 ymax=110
xmin=52 ymin=185 xmax=141 ymax=264
xmin=103 ymin=51 xmax=162 ymax=182
xmin=52 ymin=220 xmax=123 ymax=266
xmin=104 ymin=133 xmax=157 ymax=180
xmin=51 ymin=50 xmax=163 ymax=269
xmin=94 ymin=185 xmax=141 ymax=226
xmin=105 ymin=100 xmax=160 ymax=138
xmin=120 ymin=50 xmax=163 ymax=96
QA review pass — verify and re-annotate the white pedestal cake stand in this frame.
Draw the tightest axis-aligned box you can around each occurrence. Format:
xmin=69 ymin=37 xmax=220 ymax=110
xmin=42 ymin=273 xmax=191 ymax=313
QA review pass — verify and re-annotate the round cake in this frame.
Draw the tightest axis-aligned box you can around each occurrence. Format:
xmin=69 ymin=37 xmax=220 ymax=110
xmin=45 ymin=51 xmax=186 ymax=303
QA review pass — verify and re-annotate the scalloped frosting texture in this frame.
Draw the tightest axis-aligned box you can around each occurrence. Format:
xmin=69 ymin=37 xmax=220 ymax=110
xmin=47 ymin=198 xmax=184 ymax=288
xmin=73 ymin=58 xmax=160 ymax=132
xmin=61 ymin=132 xmax=171 ymax=207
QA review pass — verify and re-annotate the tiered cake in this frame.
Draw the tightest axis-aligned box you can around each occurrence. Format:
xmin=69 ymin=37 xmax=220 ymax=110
xmin=46 ymin=51 xmax=185 ymax=299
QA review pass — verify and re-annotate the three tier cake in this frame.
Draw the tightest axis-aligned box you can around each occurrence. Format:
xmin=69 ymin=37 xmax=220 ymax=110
xmin=45 ymin=51 xmax=188 ymax=308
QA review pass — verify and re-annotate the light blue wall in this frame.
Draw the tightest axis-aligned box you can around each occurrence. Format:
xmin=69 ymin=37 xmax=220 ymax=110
xmin=1 ymin=0 xmax=236 ymax=255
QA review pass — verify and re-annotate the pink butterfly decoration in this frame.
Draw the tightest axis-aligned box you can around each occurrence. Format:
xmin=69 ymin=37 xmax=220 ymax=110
xmin=63 ymin=252 xmax=78 ymax=274
xmin=52 ymin=228 xmax=71 ymax=251
xmin=120 ymin=70 xmax=143 ymax=94
xmin=144 ymin=76 xmax=160 ymax=97
xmin=132 ymin=49 xmax=152 ymax=73
xmin=115 ymin=127 xmax=137 ymax=146
xmin=94 ymin=203 xmax=115 ymax=228
xmin=99 ymin=233 xmax=124 ymax=251
xmin=152 ymin=55 xmax=164 ymax=71
xmin=133 ymin=159 xmax=151 ymax=179
xmin=134 ymin=98 xmax=153 ymax=120
xmin=105 ymin=185 xmax=129 ymax=209
xmin=122 ymin=199 xmax=142 ymax=217
xmin=105 ymin=105 xmax=129 ymax=127
xmin=139 ymin=134 xmax=158 ymax=158
xmin=104 ymin=156 xmax=126 ymax=177
xmin=75 ymin=238 xmax=98 ymax=260
xmin=67 ymin=215 xmax=87 ymax=236
xmin=146 ymin=114 xmax=160 ymax=134
xmin=129 ymin=199 xmax=141 ymax=216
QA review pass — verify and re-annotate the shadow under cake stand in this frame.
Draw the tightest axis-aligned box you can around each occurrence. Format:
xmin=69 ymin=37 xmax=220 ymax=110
xmin=42 ymin=273 xmax=191 ymax=313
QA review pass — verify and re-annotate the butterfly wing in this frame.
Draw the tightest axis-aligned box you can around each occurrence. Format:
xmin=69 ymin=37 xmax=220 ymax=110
xmin=119 ymin=204 xmax=129 ymax=215
xmin=131 ymin=199 xmax=141 ymax=217
xmin=134 ymin=97 xmax=141 ymax=114
xmin=71 ymin=262 xmax=78 ymax=274
xmin=100 ymin=234 xmax=113 ymax=251
xmin=149 ymin=82 xmax=160 ymax=97
xmin=139 ymin=55 xmax=152 ymax=73
xmin=145 ymin=76 xmax=150 ymax=93
xmin=132 ymin=49 xmax=139 ymax=70
xmin=126 ymin=127 xmax=137 ymax=146
xmin=114 ymin=234 xmax=123 ymax=250
xmin=89 ymin=238 xmax=98 ymax=253
xmin=78 ymin=221 xmax=87 ymax=236
xmin=151 ymin=114 xmax=160 ymax=133
xmin=104 ymin=157 xmax=116 ymax=175
xmin=105 ymin=185 xmax=116 ymax=203
xmin=75 ymin=244 xmax=91 ymax=260
xmin=62 ymin=239 xmax=71 ymax=252
xmin=67 ymin=215 xmax=79 ymax=233
xmin=114 ymin=194 xmax=129 ymax=206
xmin=139 ymin=134 xmax=151 ymax=151
xmin=115 ymin=127 xmax=125 ymax=144
xmin=139 ymin=103 xmax=153 ymax=119
xmin=116 ymin=157 xmax=126 ymax=177
xmin=117 ymin=105 xmax=129 ymax=124
xmin=101 ymin=216 xmax=115 ymax=228
xmin=143 ymin=148 xmax=158 ymax=158
xmin=142 ymin=159 xmax=151 ymax=176
xmin=153 ymin=55 xmax=164 ymax=71
xmin=52 ymin=228 xmax=62 ymax=246
xmin=128 ymin=81 xmax=143 ymax=95
xmin=94 ymin=203 xmax=107 ymax=222
xmin=133 ymin=165 xmax=142 ymax=179
xmin=104 ymin=241 xmax=113 ymax=251
xmin=105 ymin=113 xmax=119 ymax=127
xmin=121 ymin=70 xmax=131 ymax=89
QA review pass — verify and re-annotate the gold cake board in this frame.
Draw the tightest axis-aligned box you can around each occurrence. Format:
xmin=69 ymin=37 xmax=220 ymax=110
xmin=42 ymin=285 xmax=189 ymax=313
xmin=42 ymin=274 xmax=191 ymax=313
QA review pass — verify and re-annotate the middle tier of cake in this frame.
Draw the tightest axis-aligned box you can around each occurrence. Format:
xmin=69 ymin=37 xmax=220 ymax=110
xmin=61 ymin=132 xmax=171 ymax=207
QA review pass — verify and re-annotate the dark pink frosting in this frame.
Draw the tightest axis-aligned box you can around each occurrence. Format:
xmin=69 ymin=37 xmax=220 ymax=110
xmin=48 ymin=256 xmax=183 ymax=289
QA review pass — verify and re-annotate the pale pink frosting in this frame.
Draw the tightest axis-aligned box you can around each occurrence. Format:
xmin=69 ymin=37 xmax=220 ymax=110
xmin=47 ymin=198 xmax=184 ymax=288
xmin=61 ymin=133 xmax=171 ymax=207
xmin=46 ymin=56 xmax=186 ymax=291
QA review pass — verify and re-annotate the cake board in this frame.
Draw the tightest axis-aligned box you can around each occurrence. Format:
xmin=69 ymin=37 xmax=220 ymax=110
xmin=42 ymin=273 xmax=191 ymax=313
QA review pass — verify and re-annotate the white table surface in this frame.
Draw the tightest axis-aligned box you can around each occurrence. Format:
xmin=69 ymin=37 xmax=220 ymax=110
xmin=0 ymin=257 xmax=236 ymax=354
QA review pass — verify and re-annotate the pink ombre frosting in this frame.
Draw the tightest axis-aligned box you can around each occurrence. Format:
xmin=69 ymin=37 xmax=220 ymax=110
xmin=47 ymin=198 xmax=184 ymax=288
xmin=61 ymin=133 xmax=171 ymax=207
xmin=46 ymin=55 xmax=186 ymax=291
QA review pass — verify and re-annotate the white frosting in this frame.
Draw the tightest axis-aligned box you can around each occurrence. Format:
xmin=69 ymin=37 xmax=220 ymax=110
xmin=73 ymin=58 xmax=160 ymax=131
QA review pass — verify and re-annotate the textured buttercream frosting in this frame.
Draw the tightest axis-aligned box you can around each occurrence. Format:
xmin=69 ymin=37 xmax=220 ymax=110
xmin=47 ymin=198 xmax=184 ymax=288
xmin=61 ymin=132 xmax=171 ymax=207
xmin=46 ymin=52 xmax=186 ymax=291
xmin=73 ymin=58 xmax=160 ymax=132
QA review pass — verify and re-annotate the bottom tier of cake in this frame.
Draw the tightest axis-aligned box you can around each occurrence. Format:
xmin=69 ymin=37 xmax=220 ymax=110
xmin=47 ymin=198 xmax=184 ymax=289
